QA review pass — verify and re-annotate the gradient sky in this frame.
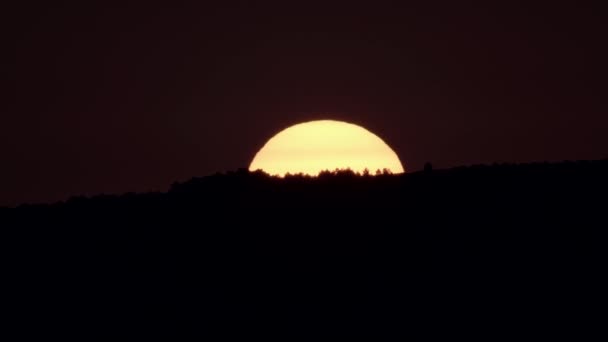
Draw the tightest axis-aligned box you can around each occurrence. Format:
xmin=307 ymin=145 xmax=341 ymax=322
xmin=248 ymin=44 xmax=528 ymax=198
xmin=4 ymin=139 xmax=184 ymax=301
xmin=3 ymin=1 xmax=607 ymax=206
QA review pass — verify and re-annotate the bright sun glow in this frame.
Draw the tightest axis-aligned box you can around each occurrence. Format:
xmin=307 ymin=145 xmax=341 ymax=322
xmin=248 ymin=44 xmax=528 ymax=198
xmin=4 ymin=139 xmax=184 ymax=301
xmin=249 ymin=120 xmax=405 ymax=176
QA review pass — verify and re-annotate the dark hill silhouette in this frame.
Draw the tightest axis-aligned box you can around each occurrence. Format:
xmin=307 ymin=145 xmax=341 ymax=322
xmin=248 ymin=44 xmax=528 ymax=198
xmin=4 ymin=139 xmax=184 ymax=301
xmin=2 ymin=160 xmax=608 ymax=339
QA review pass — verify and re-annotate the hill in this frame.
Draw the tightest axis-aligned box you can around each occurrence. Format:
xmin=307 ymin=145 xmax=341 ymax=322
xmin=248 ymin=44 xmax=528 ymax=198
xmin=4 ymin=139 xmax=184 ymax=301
xmin=3 ymin=160 xmax=608 ymax=339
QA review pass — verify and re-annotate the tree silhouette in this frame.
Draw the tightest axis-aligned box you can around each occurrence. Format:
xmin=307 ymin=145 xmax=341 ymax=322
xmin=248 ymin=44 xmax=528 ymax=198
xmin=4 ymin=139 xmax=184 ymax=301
xmin=424 ymin=162 xmax=433 ymax=173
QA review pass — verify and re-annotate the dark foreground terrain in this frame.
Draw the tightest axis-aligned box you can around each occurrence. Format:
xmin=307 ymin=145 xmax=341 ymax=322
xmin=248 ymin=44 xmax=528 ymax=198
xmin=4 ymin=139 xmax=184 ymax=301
xmin=3 ymin=160 xmax=608 ymax=339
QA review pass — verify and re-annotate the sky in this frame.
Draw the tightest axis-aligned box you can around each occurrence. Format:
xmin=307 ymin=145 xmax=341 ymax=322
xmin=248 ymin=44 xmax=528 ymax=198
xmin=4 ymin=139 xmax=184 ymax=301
xmin=2 ymin=1 xmax=607 ymax=206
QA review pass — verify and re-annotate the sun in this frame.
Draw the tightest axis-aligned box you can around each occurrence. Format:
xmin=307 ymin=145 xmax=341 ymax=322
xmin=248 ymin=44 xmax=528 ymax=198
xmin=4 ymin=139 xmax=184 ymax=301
xmin=249 ymin=120 xmax=405 ymax=176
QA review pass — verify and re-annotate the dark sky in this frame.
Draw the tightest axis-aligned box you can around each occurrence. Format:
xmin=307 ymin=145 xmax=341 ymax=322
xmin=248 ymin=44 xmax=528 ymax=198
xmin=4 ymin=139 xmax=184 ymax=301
xmin=3 ymin=1 xmax=607 ymax=206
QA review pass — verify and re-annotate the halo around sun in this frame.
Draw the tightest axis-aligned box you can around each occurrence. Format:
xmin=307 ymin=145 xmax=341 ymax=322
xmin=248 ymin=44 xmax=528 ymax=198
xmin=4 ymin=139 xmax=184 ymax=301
xmin=249 ymin=120 xmax=405 ymax=176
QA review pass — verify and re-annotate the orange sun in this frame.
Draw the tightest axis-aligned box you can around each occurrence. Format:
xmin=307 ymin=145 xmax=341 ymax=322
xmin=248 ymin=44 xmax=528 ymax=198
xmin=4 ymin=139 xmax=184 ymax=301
xmin=249 ymin=120 xmax=405 ymax=176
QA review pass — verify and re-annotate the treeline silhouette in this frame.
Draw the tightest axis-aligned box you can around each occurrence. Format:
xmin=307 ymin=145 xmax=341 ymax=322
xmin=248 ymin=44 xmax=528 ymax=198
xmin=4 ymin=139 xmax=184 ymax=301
xmin=3 ymin=160 xmax=608 ymax=339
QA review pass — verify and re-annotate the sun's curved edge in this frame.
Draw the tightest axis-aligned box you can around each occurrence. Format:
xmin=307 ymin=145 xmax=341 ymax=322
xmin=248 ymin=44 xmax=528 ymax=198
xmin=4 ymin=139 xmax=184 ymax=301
xmin=249 ymin=119 xmax=405 ymax=176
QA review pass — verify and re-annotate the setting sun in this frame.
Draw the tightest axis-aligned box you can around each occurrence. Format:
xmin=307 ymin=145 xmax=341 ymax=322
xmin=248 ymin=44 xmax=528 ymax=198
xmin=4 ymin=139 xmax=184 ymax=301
xmin=249 ymin=120 xmax=405 ymax=176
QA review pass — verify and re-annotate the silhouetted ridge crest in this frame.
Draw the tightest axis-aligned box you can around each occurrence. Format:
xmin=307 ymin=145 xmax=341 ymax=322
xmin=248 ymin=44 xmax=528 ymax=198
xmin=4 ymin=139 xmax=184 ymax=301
xmin=1 ymin=159 xmax=607 ymax=339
